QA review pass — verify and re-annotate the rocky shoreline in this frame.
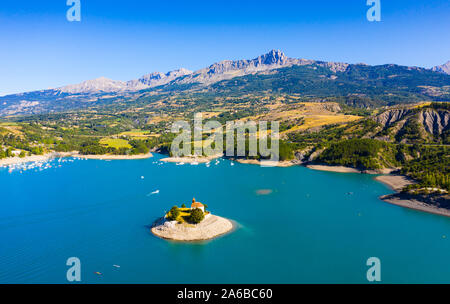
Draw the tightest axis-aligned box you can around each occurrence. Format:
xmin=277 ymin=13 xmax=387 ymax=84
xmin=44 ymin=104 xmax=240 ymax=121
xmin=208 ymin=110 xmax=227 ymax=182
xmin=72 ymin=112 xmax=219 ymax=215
xmin=306 ymin=164 xmax=361 ymax=173
xmin=234 ymin=158 xmax=300 ymax=167
xmin=76 ymin=153 xmax=153 ymax=160
xmin=306 ymin=165 xmax=450 ymax=218
xmin=375 ymin=175 xmax=450 ymax=217
xmin=306 ymin=164 xmax=395 ymax=174
xmin=380 ymin=192 xmax=450 ymax=217
xmin=374 ymin=175 xmax=415 ymax=191
xmin=151 ymin=214 xmax=234 ymax=241
xmin=160 ymin=154 xmax=222 ymax=164
xmin=0 ymin=152 xmax=75 ymax=167
xmin=0 ymin=152 xmax=153 ymax=167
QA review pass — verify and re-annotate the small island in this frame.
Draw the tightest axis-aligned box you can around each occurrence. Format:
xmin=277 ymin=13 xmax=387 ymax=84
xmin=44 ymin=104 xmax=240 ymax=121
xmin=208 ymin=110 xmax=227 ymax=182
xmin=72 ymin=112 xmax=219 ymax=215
xmin=151 ymin=198 xmax=234 ymax=241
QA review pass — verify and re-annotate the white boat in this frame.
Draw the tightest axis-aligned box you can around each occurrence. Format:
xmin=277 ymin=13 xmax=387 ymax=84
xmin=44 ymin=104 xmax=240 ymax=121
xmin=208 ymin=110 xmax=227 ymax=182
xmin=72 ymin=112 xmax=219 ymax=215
xmin=150 ymin=190 xmax=160 ymax=195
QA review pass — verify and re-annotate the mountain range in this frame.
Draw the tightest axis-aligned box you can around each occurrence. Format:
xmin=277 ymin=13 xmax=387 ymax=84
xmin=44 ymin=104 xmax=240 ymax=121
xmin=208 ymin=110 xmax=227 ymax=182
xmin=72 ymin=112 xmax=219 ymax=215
xmin=0 ymin=50 xmax=449 ymax=116
xmin=57 ymin=50 xmax=318 ymax=93
xmin=35 ymin=50 xmax=450 ymax=94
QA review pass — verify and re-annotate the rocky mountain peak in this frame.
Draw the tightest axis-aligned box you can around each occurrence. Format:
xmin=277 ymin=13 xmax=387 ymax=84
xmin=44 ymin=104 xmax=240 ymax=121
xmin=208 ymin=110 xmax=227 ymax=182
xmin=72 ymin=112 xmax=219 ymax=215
xmin=198 ymin=50 xmax=295 ymax=78
xmin=133 ymin=68 xmax=193 ymax=87
xmin=59 ymin=77 xmax=129 ymax=94
xmin=256 ymin=49 xmax=288 ymax=65
xmin=431 ymin=61 xmax=450 ymax=74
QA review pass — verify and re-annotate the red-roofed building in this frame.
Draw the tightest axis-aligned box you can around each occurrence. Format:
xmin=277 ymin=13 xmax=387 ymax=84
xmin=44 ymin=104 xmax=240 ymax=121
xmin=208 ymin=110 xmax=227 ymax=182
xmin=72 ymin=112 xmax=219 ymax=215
xmin=191 ymin=198 xmax=205 ymax=212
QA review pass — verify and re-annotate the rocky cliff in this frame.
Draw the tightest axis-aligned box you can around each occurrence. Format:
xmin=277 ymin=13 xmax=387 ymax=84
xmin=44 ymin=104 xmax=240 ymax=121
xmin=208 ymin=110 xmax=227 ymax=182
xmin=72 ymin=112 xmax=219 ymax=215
xmin=373 ymin=105 xmax=449 ymax=141
xmin=419 ymin=108 xmax=449 ymax=135
xmin=374 ymin=108 xmax=413 ymax=127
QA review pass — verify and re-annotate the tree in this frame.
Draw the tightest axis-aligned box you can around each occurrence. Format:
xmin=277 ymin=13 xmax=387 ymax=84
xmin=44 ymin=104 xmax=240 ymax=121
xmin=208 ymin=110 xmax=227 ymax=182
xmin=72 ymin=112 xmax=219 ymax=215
xmin=31 ymin=146 xmax=44 ymax=155
xmin=6 ymin=148 xmax=13 ymax=157
xmin=181 ymin=203 xmax=186 ymax=208
xmin=19 ymin=151 xmax=26 ymax=158
xmin=130 ymin=140 xmax=150 ymax=155
xmin=167 ymin=206 xmax=180 ymax=221
xmin=189 ymin=208 xmax=204 ymax=224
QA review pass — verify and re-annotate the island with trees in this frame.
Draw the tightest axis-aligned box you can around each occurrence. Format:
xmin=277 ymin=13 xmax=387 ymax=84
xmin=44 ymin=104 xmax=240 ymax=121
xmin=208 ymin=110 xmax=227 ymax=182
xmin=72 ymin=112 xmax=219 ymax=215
xmin=151 ymin=198 xmax=234 ymax=241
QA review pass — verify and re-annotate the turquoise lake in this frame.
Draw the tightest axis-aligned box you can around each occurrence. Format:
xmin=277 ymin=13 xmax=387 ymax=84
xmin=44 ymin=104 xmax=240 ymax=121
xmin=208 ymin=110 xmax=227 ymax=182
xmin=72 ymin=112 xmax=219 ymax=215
xmin=0 ymin=154 xmax=449 ymax=283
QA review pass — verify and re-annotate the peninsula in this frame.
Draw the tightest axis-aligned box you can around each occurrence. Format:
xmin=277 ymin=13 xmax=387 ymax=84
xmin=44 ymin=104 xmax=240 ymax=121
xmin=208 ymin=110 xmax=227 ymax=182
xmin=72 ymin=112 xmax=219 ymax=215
xmin=151 ymin=198 xmax=234 ymax=241
xmin=160 ymin=154 xmax=222 ymax=164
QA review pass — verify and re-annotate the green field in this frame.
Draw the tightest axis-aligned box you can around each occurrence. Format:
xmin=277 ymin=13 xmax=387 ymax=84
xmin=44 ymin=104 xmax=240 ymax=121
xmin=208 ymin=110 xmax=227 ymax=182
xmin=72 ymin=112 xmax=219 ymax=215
xmin=99 ymin=138 xmax=132 ymax=149
xmin=0 ymin=122 xmax=20 ymax=126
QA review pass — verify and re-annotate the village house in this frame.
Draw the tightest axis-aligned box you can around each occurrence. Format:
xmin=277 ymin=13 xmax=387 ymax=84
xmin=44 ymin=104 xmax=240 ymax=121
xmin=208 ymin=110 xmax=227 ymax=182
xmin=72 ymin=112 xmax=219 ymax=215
xmin=191 ymin=198 xmax=205 ymax=212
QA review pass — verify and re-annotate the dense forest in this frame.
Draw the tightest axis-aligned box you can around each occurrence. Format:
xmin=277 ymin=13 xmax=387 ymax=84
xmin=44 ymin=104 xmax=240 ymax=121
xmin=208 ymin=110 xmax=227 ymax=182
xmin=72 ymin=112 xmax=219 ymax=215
xmin=400 ymin=145 xmax=450 ymax=192
xmin=315 ymin=139 xmax=397 ymax=170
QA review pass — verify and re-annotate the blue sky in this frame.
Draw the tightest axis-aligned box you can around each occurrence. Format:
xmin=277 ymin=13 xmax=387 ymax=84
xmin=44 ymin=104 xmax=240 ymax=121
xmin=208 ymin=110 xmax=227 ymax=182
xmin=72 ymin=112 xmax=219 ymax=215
xmin=0 ymin=0 xmax=449 ymax=96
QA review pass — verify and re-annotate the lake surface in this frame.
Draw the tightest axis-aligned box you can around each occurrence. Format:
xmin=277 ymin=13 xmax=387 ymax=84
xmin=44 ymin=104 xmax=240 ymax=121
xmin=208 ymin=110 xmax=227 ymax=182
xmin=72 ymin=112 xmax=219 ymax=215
xmin=1 ymin=154 xmax=449 ymax=283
